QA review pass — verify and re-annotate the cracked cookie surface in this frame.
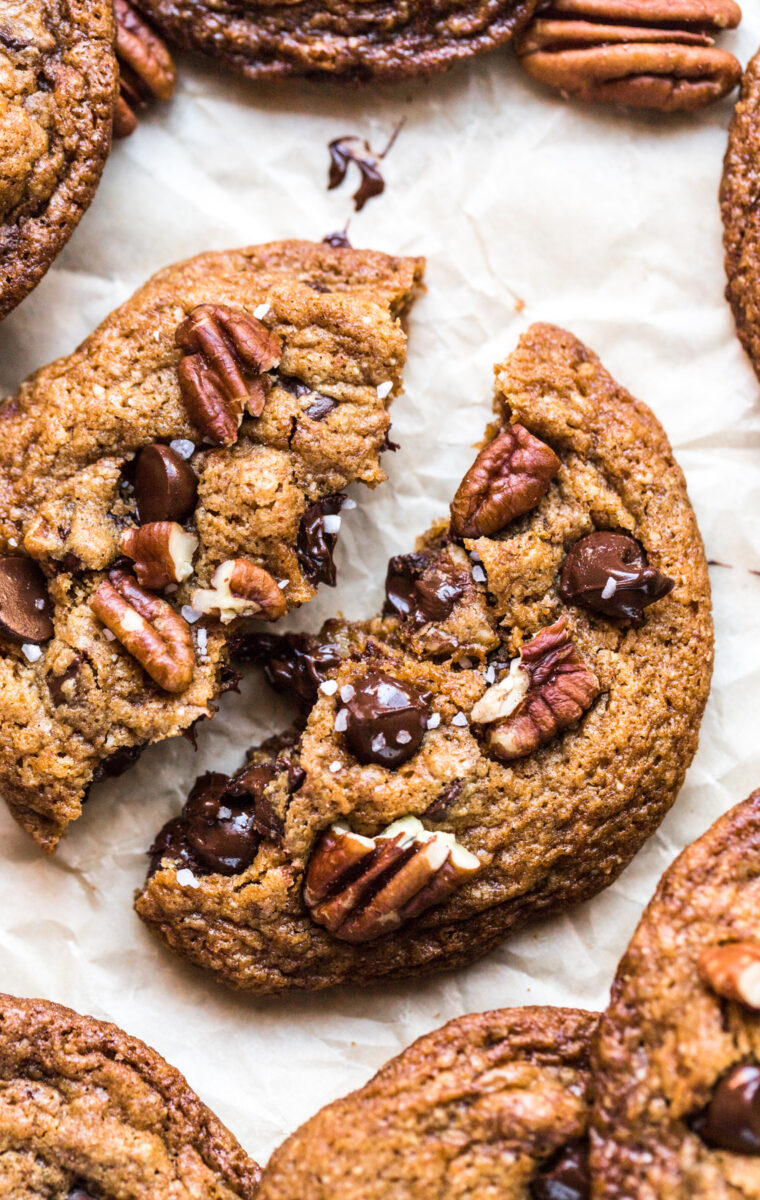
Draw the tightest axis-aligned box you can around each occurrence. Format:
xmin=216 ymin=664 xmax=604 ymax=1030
xmin=0 ymin=992 xmax=260 ymax=1198
xmin=591 ymin=791 xmax=760 ymax=1198
xmin=721 ymin=44 xmax=760 ymax=383
xmin=0 ymin=239 xmax=423 ymax=851
xmin=137 ymin=322 xmax=712 ymax=995
xmin=0 ymin=0 xmax=117 ymax=319
xmin=132 ymin=0 xmax=539 ymax=82
xmin=258 ymin=1006 xmax=597 ymax=1200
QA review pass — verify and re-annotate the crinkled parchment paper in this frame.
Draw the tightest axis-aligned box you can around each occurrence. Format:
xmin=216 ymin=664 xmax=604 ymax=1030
xmin=0 ymin=14 xmax=759 ymax=1164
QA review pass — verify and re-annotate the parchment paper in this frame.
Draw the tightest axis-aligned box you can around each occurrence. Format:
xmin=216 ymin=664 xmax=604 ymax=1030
xmin=1 ymin=14 xmax=759 ymax=1164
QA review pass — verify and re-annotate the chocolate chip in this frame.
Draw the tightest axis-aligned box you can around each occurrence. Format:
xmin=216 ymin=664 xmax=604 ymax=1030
xmin=91 ymin=743 xmax=144 ymax=784
xmin=47 ymin=656 xmax=83 ymax=706
xmin=230 ymin=631 xmax=341 ymax=709
xmin=134 ymin=443 xmax=197 ymax=525
xmin=424 ymin=779 xmax=463 ymax=819
xmin=227 ymin=762 xmax=283 ymax=841
xmin=297 ymin=494 xmax=347 ymax=587
xmin=530 ymin=1139 xmax=590 ymax=1200
xmin=147 ymin=816 xmax=199 ymax=877
xmin=384 ymin=552 xmax=464 ymax=626
xmin=322 ymin=230 xmax=352 ymax=248
xmin=304 ymin=394 xmax=337 ymax=422
xmin=340 ymin=670 xmax=431 ymax=769
xmin=274 ymin=373 xmax=311 ymax=398
xmin=560 ymin=531 xmax=673 ymax=622
xmin=693 ymin=1063 xmax=760 ymax=1154
xmin=0 ymin=556 xmax=54 ymax=645
xmin=180 ymin=771 xmax=262 ymax=876
xmin=68 ymin=1188 xmax=99 ymax=1200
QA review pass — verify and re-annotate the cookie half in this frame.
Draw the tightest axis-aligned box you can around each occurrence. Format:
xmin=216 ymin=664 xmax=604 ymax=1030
xmin=0 ymin=0 xmax=118 ymax=320
xmin=0 ymin=992 xmax=259 ymax=1198
xmin=259 ymin=1006 xmax=597 ymax=1200
xmin=137 ymin=322 xmax=713 ymax=994
xmin=721 ymin=44 xmax=760 ymax=382
xmin=0 ymin=239 xmax=424 ymax=851
xmin=591 ymin=791 xmax=760 ymax=1197
xmin=132 ymin=0 xmax=540 ymax=83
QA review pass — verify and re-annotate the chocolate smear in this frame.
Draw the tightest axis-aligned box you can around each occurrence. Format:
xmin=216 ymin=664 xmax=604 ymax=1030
xmin=297 ymin=493 xmax=347 ymax=587
xmin=327 ymin=121 xmax=404 ymax=212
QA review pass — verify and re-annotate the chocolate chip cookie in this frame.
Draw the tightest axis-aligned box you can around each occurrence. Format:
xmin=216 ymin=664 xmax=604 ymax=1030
xmin=132 ymin=0 xmax=539 ymax=83
xmin=0 ymin=992 xmax=260 ymax=1197
xmin=0 ymin=0 xmax=118 ymax=320
xmin=591 ymin=790 xmax=760 ymax=1197
xmin=137 ymin=322 xmax=713 ymax=995
xmin=721 ymin=43 xmax=760 ymax=383
xmin=0 ymin=239 xmax=424 ymax=851
xmin=258 ymin=1006 xmax=596 ymax=1200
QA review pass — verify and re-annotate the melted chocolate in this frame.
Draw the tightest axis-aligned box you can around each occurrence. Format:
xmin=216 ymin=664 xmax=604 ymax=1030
xmin=560 ymin=531 xmax=673 ymax=622
xmin=341 ymin=670 xmax=431 ymax=769
xmin=530 ymin=1139 xmax=590 ymax=1200
xmin=304 ymin=394 xmax=338 ymax=421
xmin=0 ymin=555 xmax=54 ymax=644
xmin=230 ymin=631 xmax=341 ymax=709
xmin=328 ymin=137 xmax=385 ymax=211
xmin=297 ymin=494 xmax=347 ymax=587
xmin=322 ymin=230 xmax=352 ymax=248
xmin=91 ymin=743 xmax=144 ymax=783
xmin=384 ymin=552 xmax=464 ymax=626
xmin=693 ymin=1063 xmax=760 ymax=1154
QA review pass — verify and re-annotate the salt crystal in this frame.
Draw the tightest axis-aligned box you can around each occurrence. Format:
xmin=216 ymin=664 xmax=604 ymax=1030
xmin=427 ymin=713 xmax=441 ymax=729
xmin=254 ymin=302 xmax=271 ymax=319
xmin=334 ymin=709 xmax=348 ymax=732
xmin=7 ymin=538 xmax=17 ymax=548
xmin=395 ymin=730 xmax=412 ymax=745
xmin=165 ymin=583 xmax=178 ymax=594
xmin=329 ymin=761 xmax=342 ymax=773
xmin=196 ymin=628 xmax=208 ymax=654
xmin=170 ymin=438 xmax=195 ymax=460
xmin=21 ymin=644 xmax=42 ymax=663
xmin=342 ymin=498 xmax=357 ymax=511
xmin=376 ymin=381 xmax=393 ymax=400
xmin=484 ymin=665 xmax=496 ymax=684
xmin=339 ymin=684 xmax=355 ymax=702
xmin=320 ymin=679 xmax=338 ymax=695
xmin=181 ymin=605 xmax=202 ymax=624
xmin=371 ymin=733 xmax=387 ymax=752
xmin=103 ymin=629 xmax=116 ymax=641
xmin=34 ymin=598 xmax=45 ymax=610
xmin=278 ymin=578 xmax=289 ymax=589
xmin=451 ymin=712 xmax=468 ymax=727
xmin=176 ymin=868 xmax=200 ymax=889
xmin=472 ymin=565 xmax=486 ymax=583
xmin=323 ymin=514 xmax=342 ymax=535
xmin=601 ymin=576 xmax=618 ymax=600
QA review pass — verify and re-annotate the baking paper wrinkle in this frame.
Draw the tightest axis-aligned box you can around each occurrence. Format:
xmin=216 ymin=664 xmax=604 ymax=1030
xmin=0 ymin=18 xmax=758 ymax=1164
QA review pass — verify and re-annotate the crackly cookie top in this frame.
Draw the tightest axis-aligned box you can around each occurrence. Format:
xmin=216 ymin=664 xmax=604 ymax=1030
xmin=132 ymin=0 xmax=540 ymax=82
xmin=0 ymin=0 xmax=117 ymax=319
xmin=0 ymin=239 xmax=423 ymax=852
xmin=721 ymin=44 xmax=760 ymax=384
xmin=136 ymin=322 xmax=712 ymax=996
xmin=258 ymin=1007 xmax=597 ymax=1200
xmin=591 ymin=791 xmax=760 ymax=1198
xmin=0 ymin=992 xmax=260 ymax=1198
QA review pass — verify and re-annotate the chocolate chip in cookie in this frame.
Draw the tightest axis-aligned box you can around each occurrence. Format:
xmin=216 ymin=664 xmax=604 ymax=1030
xmin=559 ymin=531 xmax=673 ymax=622
xmin=0 ymin=556 xmax=54 ymax=645
xmin=340 ymin=671 xmax=431 ymax=769
xmin=134 ymin=443 xmax=198 ymax=524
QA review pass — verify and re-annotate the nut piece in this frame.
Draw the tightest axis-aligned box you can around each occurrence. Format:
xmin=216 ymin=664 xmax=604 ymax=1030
xmin=176 ymin=303 xmax=282 ymax=446
xmin=515 ymin=0 xmax=742 ymax=113
xmin=472 ymin=616 xmax=600 ymax=761
xmin=119 ymin=522 xmax=198 ymax=589
xmin=191 ymin=559 xmax=287 ymax=623
xmin=698 ymin=942 xmax=760 ymax=1010
xmin=304 ymin=816 xmax=481 ymax=943
xmin=89 ymin=570 xmax=194 ymax=693
xmin=113 ymin=0 xmax=176 ymax=139
xmin=450 ymin=425 xmax=560 ymax=539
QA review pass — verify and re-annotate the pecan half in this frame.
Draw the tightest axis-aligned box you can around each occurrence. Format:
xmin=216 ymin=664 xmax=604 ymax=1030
xmin=515 ymin=0 xmax=742 ymax=113
xmin=113 ymin=0 xmax=176 ymax=139
xmin=304 ymin=816 xmax=481 ymax=943
xmin=450 ymin=425 xmax=560 ymax=539
xmin=89 ymin=570 xmax=194 ymax=692
xmin=119 ymin=521 xmax=198 ymax=589
xmin=698 ymin=942 xmax=760 ymax=1010
xmin=191 ymin=558 xmax=287 ymax=623
xmin=471 ymin=616 xmax=599 ymax=760
xmin=175 ymin=304 xmax=282 ymax=446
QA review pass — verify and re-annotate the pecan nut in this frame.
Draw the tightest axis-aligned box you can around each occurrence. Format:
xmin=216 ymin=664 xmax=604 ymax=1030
xmin=698 ymin=942 xmax=760 ymax=1010
xmin=471 ymin=616 xmax=599 ymax=760
xmin=113 ymin=0 xmax=176 ymax=139
xmin=515 ymin=0 xmax=742 ymax=113
xmin=450 ymin=425 xmax=560 ymax=539
xmin=176 ymin=303 xmax=283 ymax=446
xmin=89 ymin=570 xmax=194 ymax=693
xmin=304 ymin=816 xmax=480 ymax=943
xmin=119 ymin=521 xmax=198 ymax=590
xmin=191 ymin=558 xmax=287 ymax=623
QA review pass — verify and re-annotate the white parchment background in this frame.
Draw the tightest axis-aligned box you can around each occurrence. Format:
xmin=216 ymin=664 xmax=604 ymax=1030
xmin=1 ymin=11 xmax=759 ymax=1166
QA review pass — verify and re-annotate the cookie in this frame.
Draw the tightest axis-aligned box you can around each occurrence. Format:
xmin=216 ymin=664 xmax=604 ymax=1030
xmin=0 ymin=992 xmax=259 ymax=1198
xmin=591 ymin=791 xmax=760 ymax=1197
xmin=137 ymin=322 xmax=713 ymax=994
xmin=721 ymin=43 xmax=760 ymax=383
xmin=0 ymin=0 xmax=118 ymax=320
xmin=0 ymin=239 xmax=424 ymax=851
xmin=131 ymin=0 xmax=540 ymax=83
xmin=258 ymin=1006 xmax=597 ymax=1200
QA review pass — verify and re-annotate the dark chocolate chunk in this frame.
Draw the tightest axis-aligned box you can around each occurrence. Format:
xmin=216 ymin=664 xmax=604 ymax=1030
xmin=226 ymin=762 xmax=283 ymax=841
xmin=182 ymin=771 xmax=263 ymax=876
xmin=560 ymin=531 xmax=673 ymax=622
xmin=530 ymin=1139 xmax=590 ymax=1200
xmin=147 ymin=816 xmax=198 ymax=877
xmin=274 ymin=373 xmax=311 ymax=398
xmin=47 ymin=656 xmax=83 ymax=706
xmin=424 ymin=778 xmax=463 ymax=819
xmin=693 ymin=1063 xmax=760 ymax=1154
xmin=304 ymin=394 xmax=338 ymax=421
xmin=134 ymin=443 xmax=197 ymax=525
xmin=91 ymin=743 xmax=145 ymax=784
xmin=341 ymin=670 xmax=431 ymax=769
xmin=0 ymin=555 xmax=54 ymax=644
xmin=384 ymin=552 xmax=464 ymax=626
xmin=230 ymin=631 xmax=341 ymax=709
xmin=328 ymin=137 xmax=385 ymax=211
xmin=297 ymin=493 xmax=347 ymax=587
xmin=322 ymin=230 xmax=352 ymax=248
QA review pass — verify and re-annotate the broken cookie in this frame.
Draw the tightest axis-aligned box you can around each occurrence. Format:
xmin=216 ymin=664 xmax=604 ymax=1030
xmin=0 ymin=238 xmax=424 ymax=851
xmin=137 ymin=322 xmax=712 ymax=995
